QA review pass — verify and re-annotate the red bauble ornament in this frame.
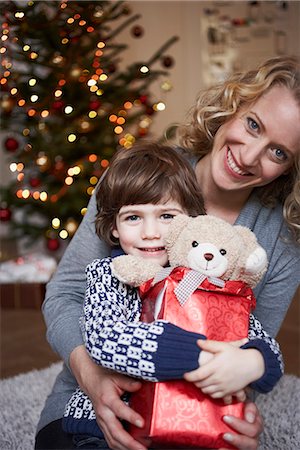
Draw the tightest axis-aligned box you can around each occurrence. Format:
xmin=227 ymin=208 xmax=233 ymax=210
xmin=145 ymin=105 xmax=155 ymax=116
xmin=139 ymin=95 xmax=148 ymax=104
xmin=161 ymin=55 xmax=174 ymax=68
xmin=52 ymin=100 xmax=65 ymax=112
xmin=131 ymin=25 xmax=144 ymax=38
xmin=46 ymin=237 xmax=60 ymax=251
xmin=89 ymin=99 xmax=101 ymax=110
xmin=0 ymin=207 xmax=12 ymax=222
xmin=107 ymin=63 xmax=117 ymax=74
xmin=4 ymin=137 xmax=19 ymax=152
xmin=29 ymin=177 xmax=41 ymax=188
xmin=138 ymin=127 xmax=148 ymax=137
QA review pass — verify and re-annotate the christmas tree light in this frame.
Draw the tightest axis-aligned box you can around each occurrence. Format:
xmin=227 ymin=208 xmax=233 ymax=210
xmin=0 ymin=0 xmax=178 ymax=251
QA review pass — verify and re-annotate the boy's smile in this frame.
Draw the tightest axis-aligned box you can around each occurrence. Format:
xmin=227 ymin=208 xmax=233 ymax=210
xmin=112 ymin=201 xmax=186 ymax=266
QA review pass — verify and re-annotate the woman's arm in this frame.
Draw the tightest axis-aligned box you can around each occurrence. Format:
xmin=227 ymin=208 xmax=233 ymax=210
xmin=42 ymin=194 xmax=110 ymax=364
xmin=253 ymin=252 xmax=300 ymax=338
xmin=239 ymin=200 xmax=300 ymax=338
xmin=69 ymin=345 xmax=148 ymax=450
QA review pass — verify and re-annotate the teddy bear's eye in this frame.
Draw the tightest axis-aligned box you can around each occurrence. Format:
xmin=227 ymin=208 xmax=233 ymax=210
xmin=192 ymin=241 xmax=198 ymax=248
xmin=220 ymin=249 xmax=227 ymax=255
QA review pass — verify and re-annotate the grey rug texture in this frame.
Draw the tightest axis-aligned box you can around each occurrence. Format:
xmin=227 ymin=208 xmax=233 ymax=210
xmin=0 ymin=362 xmax=299 ymax=449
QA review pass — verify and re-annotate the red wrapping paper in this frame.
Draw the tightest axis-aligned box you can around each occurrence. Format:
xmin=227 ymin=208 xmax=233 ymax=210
xmin=129 ymin=267 xmax=256 ymax=449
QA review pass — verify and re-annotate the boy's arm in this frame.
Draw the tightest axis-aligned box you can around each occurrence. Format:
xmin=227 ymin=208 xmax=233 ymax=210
xmin=241 ymin=313 xmax=284 ymax=393
xmin=84 ymin=257 xmax=206 ymax=381
xmin=184 ymin=313 xmax=284 ymax=397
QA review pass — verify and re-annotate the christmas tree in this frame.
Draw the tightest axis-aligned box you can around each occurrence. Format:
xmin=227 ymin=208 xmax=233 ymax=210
xmin=0 ymin=0 xmax=178 ymax=252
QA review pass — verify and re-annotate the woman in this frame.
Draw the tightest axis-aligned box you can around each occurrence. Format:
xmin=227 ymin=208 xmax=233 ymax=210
xmin=36 ymin=56 xmax=300 ymax=450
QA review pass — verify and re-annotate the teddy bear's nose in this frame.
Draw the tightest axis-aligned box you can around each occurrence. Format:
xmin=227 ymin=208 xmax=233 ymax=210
xmin=204 ymin=253 xmax=214 ymax=261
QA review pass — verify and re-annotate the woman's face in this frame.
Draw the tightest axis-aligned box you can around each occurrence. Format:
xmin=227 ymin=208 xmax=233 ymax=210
xmin=207 ymin=85 xmax=300 ymax=194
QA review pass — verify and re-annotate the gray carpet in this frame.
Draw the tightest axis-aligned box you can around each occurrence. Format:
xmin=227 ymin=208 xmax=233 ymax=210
xmin=0 ymin=362 xmax=299 ymax=449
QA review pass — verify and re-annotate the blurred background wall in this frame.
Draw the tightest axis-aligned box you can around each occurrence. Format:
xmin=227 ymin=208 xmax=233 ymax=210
xmin=2 ymin=0 xmax=300 ymax=184
xmin=1 ymin=0 xmax=299 ymax=259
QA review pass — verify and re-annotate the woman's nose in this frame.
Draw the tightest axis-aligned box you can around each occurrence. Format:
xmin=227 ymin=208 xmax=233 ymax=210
xmin=241 ymin=142 xmax=264 ymax=167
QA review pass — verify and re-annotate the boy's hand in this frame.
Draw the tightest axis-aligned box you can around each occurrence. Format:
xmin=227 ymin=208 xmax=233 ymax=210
xmin=198 ymin=337 xmax=248 ymax=369
xmin=223 ymin=389 xmax=247 ymax=405
xmin=184 ymin=339 xmax=264 ymax=398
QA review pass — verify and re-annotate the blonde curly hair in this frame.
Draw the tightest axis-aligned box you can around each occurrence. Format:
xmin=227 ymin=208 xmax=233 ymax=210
xmin=178 ymin=56 xmax=300 ymax=243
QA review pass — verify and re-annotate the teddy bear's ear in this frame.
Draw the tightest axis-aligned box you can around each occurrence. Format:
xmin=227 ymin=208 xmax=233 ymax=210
xmin=234 ymin=225 xmax=260 ymax=251
xmin=166 ymin=214 xmax=191 ymax=249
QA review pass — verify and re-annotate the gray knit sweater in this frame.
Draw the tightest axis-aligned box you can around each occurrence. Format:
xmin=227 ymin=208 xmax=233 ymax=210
xmin=36 ymin=157 xmax=300 ymax=434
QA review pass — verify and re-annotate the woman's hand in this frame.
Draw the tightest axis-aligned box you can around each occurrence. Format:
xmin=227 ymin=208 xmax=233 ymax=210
xmin=70 ymin=345 xmax=147 ymax=450
xmin=219 ymin=401 xmax=263 ymax=450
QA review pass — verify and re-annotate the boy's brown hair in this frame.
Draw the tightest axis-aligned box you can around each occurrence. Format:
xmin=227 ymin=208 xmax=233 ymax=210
xmin=95 ymin=142 xmax=205 ymax=246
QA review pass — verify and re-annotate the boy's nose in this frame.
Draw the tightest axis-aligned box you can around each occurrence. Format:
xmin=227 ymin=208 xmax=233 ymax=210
xmin=142 ymin=220 xmax=160 ymax=239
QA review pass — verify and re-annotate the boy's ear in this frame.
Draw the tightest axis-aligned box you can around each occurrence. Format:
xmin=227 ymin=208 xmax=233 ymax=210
xmin=112 ymin=227 xmax=119 ymax=238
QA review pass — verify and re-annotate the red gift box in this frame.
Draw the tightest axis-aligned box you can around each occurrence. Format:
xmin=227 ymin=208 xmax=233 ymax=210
xmin=129 ymin=267 xmax=256 ymax=449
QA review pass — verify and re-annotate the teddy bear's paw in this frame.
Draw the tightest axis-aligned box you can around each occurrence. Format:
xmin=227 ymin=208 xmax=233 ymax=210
xmin=111 ymin=255 xmax=162 ymax=287
xmin=245 ymin=247 xmax=268 ymax=275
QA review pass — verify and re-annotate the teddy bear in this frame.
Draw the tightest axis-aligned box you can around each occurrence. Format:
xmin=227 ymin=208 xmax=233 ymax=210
xmin=111 ymin=214 xmax=268 ymax=289
xmin=112 ymin=214 xmax=269 ymax=449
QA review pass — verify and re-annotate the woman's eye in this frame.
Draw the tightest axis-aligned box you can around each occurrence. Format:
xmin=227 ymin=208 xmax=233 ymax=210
xmin=271 ymin=147 xmax=288 ymax=162
xmin=247 ymin=117 xmax=259 ymax=131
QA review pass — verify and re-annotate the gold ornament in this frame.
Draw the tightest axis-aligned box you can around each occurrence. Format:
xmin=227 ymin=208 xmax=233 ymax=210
xmin=1 ymin=96 xmax=13 ymax=113
xmin=52 ymin=53 xmax=65 ymax=66
xmin=70 ymin=66 xmax=81 ymax=79
xmin=161 ymin=80 xmax=173 ymax=92
xmin=65 ymin=218 xmax=78 ymax=236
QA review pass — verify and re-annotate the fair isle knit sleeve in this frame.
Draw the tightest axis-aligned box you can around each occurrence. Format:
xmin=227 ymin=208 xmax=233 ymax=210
xmin=241 ymin=313 xmax=284 ymax=393
xmin=83 ymin=257 xmax=206 ymax=381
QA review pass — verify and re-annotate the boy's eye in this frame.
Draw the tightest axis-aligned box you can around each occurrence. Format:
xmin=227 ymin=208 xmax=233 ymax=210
xmin=247 ymin=117 xmax=259 ymax=131
xmin=270 ymin=147 xmax=288 ymax=162
xmin=125 ymin=215 xmax=139 ymax=222
xmin=161 ymin=213 xmax=175 ymax=220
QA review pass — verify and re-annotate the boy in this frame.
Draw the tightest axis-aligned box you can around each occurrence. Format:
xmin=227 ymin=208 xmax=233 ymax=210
xmin=63 ymin=143 xmax=283 ymax=443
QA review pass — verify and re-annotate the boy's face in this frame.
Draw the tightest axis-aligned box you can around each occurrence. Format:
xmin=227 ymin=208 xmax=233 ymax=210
xmin=112 ymin=200 xmax=186 ymax=266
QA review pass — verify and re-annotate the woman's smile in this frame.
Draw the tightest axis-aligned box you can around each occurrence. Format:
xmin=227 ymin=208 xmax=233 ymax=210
xmin=225 ymin=148 xmax=253 ymax=178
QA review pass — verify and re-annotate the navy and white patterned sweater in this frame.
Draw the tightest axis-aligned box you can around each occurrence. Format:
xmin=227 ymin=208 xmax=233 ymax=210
xmin=63 ymin=257 xmax=284 ymax=438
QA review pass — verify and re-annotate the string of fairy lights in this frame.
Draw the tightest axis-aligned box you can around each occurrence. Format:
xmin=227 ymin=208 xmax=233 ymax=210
xmin=0 ymin=1 xmax=175 ymax=250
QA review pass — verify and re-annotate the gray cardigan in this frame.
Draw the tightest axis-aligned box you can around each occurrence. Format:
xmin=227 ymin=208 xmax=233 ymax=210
xmin=37 ymin=159 xmax=300 ymax=434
